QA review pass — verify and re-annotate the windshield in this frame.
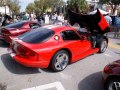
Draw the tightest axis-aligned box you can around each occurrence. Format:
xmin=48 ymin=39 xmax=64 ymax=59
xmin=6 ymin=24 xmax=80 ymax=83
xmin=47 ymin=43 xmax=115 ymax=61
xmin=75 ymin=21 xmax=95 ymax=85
xmin=18 ymin=27 xmax=55 ymax=44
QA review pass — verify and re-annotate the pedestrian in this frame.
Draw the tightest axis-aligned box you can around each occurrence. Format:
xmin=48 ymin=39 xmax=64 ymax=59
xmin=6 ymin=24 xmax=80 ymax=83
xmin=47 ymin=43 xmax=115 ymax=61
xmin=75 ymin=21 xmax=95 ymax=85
xmin=104 ymin=14 xmax=112 ymax=25
xmin=104 ymin=14 xmax=112 ymax=37
xmin=22 ymin=13 xmax=28 ymax=20
xmin=45 ymin=14 xmax=49 ymax=25
xmin=13 ymin=15 xmax=18 ymax=23
xmin=29 ymin=15 xmax=32 ymax=21
xmin=53 ymin=13 xmax=57 ymax=24
xmin=57 ymin=13 xmax=64 ymax=25
xmin=2 ymin=14 xmax=13 ymax=26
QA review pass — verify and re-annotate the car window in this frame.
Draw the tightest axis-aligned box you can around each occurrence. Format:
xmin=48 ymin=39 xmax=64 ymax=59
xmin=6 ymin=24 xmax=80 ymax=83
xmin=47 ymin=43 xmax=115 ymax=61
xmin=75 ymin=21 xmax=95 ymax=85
xmin=61 ymin=30 xmax=80 ymax=40
xmin=5 ymin=22 xmax=25 ymax=28
xmin=18 ymin=27 xmax=54 ymax=44
xmin=29 ymin=23 xmax=40 ymax=29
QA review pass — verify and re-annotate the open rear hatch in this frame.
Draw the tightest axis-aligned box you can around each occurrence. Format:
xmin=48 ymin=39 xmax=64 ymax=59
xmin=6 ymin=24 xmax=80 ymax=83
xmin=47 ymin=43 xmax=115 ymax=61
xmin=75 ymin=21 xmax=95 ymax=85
xmin=68 ymin=9 xmax=110 ymax=34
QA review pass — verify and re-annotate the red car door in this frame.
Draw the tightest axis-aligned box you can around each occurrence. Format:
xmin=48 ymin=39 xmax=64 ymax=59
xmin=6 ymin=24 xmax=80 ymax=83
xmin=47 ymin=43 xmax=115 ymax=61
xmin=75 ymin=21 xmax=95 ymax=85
xmin=61 ymin=30 xmax=91 ymax=61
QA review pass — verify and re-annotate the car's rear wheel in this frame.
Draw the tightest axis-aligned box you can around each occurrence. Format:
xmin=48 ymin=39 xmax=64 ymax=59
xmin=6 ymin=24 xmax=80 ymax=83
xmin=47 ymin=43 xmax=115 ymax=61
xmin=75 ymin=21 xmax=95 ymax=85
xmin=50 ymin=50 xmax=69 ymax=72
xmin=106 ymin=78 xmax=120 ymax=90
xmin=98 ymin=39 xmax=108 ymax=53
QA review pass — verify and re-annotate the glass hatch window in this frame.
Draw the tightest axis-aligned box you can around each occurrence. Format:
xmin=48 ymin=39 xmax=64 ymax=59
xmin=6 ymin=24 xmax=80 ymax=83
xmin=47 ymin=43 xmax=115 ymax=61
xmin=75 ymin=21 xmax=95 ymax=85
xmin=18 ymin=27 xmax=55 ymax=43
xmin=5 ymin=22 xmax=25 ymax=28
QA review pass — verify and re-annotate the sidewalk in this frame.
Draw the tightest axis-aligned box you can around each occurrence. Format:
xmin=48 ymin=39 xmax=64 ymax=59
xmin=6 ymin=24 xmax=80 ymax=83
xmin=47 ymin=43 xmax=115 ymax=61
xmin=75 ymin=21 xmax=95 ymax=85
xmin=107 ymin=32 xmax=120 ymax=50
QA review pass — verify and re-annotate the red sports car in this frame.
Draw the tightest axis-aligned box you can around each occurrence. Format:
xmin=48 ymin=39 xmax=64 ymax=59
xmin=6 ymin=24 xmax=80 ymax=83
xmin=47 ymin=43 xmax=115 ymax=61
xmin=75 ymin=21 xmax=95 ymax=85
xmin=103 ymin=60 xmax=120 ymax=90
xmin=0 ymin=21 xmax=40 ymax=43
xmin=8 ymin=9 xmax=110 ymax=72
xmin=8 ymin=24 xmax=108 ymax=72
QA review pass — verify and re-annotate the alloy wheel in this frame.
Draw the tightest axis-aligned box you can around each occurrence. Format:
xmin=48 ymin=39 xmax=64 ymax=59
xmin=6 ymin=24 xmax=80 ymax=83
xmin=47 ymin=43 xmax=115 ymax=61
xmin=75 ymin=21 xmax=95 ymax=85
xmin=109 ymin=82 xmax=120 ymax=90
xmin=55 ymin=53 xmax=69 ymax=71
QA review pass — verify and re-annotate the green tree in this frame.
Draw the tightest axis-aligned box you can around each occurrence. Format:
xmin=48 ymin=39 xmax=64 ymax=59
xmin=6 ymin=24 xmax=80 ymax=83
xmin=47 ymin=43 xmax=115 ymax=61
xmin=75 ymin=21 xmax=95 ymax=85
xmin=0 ymin=0 xmax=5 ymax=6
xmin=67 ymin=0 xmax=89 ymax=13
xmin=26 ymin=3 xmax=35 ymax=14
xmin=26 ymin=0 xmax=64 ymax=14
xmin=100 ymin=0 xmax=120 ymax=15
xmin=8 ymin=0 xmax=20 ymax=15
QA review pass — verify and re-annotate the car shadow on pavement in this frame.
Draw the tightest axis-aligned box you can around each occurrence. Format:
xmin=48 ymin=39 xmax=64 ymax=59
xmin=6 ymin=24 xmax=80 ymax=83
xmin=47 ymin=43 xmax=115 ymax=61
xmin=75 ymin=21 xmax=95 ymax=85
xmin=0 ymin=40 xmax=9 ymax=48
xmin=78 ymin=72 xmax=104 ymax=90
xmin=1 ymin=54 xmax=41 ymax=74
xmin=40 ymin=68 xmax=56 ymax=73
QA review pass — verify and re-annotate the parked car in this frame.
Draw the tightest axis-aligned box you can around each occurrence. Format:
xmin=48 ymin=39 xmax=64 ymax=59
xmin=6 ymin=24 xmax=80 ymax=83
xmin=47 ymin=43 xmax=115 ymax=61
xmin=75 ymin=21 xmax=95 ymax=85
xmin=8 ymin=24 xmax=109 ymax=72
xmin=0 ymin=21 xmax=40 ymax=43
xmin=103 ymin=60 xmax=120 ymax=90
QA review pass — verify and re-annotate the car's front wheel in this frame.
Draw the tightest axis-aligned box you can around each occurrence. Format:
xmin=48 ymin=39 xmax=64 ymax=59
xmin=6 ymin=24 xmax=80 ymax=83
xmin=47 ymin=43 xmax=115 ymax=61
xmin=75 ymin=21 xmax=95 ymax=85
xmin=106 ymin=78 xmax=120 ymax=90
xmin=98 ymin=39 xmax=108 ymax=53
xmin=50 ymin=50 xmax=69 ymax=72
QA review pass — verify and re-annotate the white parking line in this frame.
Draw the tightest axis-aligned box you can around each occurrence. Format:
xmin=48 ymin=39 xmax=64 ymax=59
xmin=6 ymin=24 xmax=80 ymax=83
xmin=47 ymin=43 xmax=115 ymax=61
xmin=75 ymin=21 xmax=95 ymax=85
xmin=22 ymin=82 xmax=65 ymax=90
xmin=104 ymin=54 xmax=113 ymax=57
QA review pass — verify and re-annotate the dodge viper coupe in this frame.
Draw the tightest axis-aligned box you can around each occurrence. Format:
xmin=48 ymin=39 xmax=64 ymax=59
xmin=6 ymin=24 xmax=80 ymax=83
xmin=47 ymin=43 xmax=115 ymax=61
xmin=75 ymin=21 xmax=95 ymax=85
xmin=8 ymin=9 xmax=110 ymax=72
xmin=0 ymin=21 xmax=40 ymax=43
xmin=103 ymin=60 xmax=120 ymax=90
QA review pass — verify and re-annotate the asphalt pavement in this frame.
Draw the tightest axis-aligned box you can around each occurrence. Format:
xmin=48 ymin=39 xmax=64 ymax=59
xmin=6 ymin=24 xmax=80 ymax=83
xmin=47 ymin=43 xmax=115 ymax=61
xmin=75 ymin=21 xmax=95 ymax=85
xmin=0 ymin=37 xmax=120 ymax=90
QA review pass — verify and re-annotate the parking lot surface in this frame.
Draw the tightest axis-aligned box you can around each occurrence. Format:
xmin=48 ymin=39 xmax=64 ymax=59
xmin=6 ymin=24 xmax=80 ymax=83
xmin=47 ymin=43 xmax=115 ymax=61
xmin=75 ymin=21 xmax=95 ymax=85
xmin=0 ymin=38 xmax=120 ymax=90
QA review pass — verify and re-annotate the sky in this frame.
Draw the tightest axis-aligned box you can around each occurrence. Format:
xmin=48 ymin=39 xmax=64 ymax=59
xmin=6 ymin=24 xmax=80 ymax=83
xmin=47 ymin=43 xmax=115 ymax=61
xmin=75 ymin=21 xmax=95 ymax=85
xmin=20 ymin=0 xmax=35 ymax=12
xmin=20 ymin=0 xmax=67 ymax=12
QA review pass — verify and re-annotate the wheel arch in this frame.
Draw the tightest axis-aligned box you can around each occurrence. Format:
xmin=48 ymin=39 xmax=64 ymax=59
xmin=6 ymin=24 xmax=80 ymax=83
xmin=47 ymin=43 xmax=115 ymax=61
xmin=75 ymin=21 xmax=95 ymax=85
xmin=103 ymin=36 xmax=108 ymax=44
xmin=50 ymin=48 xmax=72 ymax=63
xmin=104 ymin=75 xmax=120 ymax=86
xmin=96 ymin=36 xmax=108 ymax=46
xmin=58 ymin=48 xmax=72 ymax=63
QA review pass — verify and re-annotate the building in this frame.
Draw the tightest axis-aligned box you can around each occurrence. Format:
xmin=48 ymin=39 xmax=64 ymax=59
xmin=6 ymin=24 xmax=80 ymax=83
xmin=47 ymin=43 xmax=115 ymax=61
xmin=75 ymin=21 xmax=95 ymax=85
xmin=0 ymin=6 xmax=10 ymax=14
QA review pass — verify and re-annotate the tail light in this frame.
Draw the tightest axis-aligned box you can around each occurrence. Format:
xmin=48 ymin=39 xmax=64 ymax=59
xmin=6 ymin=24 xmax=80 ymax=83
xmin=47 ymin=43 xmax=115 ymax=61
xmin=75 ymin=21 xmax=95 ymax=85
xmin=104 ymin=65 xmax=112 ymax=73
xmin=16 ymin=43 xmax=38 ymax=61
xmin=1 ymin=29 xmax=11 ymax=36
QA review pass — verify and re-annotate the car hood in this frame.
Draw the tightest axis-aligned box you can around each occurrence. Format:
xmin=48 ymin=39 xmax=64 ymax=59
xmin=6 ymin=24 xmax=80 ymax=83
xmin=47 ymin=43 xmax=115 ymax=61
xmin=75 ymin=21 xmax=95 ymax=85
xmin=68 ymin=9 xmax=111 ymax=34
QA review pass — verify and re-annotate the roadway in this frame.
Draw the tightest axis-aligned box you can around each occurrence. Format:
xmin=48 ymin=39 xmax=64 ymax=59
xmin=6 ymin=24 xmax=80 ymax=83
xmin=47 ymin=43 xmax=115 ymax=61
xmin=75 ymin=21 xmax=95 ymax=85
xmin=0 ymin=37 xmax=120 ymax=90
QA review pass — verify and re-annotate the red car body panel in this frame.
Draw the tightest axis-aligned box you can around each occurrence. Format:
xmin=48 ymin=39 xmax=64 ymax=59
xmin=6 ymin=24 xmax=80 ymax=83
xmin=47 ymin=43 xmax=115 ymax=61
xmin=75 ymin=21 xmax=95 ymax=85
xmin=103 ymin=60 xmax=120 ymax=83
xmin=0 ymin=21 xmax=40 ymax=43
xmin=8 ymin=25 xmax=99 ymax=68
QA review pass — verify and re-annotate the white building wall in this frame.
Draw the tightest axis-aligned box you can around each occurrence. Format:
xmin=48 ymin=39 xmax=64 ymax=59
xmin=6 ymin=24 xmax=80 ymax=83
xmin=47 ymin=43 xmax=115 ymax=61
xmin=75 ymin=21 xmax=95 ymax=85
xmin=0 ymin=6 xmax=10 ymax=14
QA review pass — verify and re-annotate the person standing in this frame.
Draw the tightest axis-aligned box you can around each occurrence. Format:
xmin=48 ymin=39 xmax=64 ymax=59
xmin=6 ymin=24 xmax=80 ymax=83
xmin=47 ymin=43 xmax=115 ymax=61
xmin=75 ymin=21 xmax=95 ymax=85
xmin=57 ymin=13 xmax=64 ymax=25
xmin=104 ymin=14 xmax=112 ymax=25
xmin=22 ymin=13 xmax=28 ymax=20
xmin=104 ymin=14 xmax=112 ymax=37
xmin=45 ymin=14 xmax=49 ymax=25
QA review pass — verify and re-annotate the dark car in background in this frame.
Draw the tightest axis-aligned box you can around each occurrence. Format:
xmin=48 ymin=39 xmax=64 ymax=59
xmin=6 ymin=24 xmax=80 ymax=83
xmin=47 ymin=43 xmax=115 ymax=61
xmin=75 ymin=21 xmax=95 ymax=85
xmin=0 ymin=21 xmax=40 ymax=43
xmin=103 ymin=60 xmax=120 ymax=90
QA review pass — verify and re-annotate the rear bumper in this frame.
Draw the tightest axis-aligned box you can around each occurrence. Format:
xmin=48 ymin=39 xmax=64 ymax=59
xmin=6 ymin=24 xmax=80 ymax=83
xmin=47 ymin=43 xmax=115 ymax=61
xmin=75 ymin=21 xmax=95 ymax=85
xmin=8 ymin=48 xmax=49 ymax=68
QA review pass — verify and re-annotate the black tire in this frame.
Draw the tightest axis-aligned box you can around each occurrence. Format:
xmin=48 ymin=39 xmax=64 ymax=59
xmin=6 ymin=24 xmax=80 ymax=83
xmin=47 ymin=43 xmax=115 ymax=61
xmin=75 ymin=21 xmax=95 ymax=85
xmin=50 ymin=50 xmax=69 ymax=72
xmin=98 ymin=39 xmax=108 ymax=53
xmin=105 ymin=78 xmax=120 ymax=90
